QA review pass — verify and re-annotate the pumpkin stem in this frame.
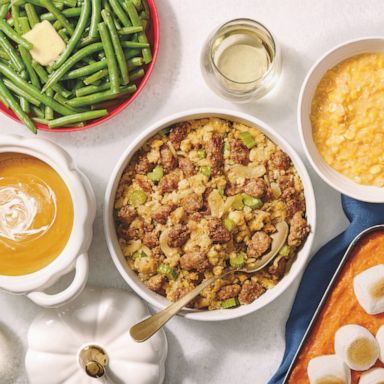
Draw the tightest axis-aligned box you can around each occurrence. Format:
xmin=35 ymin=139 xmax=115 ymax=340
xmin=79 ymin=345 xmax=108 ymax=378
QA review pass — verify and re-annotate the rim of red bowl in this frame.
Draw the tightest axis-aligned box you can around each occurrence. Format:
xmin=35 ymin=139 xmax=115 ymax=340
xmin=0 ymin=0 xmax=160 ymax=133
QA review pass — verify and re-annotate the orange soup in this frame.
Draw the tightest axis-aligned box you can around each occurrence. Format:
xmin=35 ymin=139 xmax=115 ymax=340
xmin=288 ymin=231 xmax=384 ymax=383
xmin=0 ymin=153 xmax=74 ymax=275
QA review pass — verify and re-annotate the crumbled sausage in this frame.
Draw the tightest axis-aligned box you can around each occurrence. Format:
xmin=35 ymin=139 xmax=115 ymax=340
xmin=178 ymin=157 xmax=195 ymax=177
xmin=169 ymin=122 xmax=190 ymax=150
xmin=244 ymin=178 xmax=266 ymax=198
xmin=281 ymin=187 xmax=306 ymax=219
xmin=238 ymin=281 xmax=266 ymax=304
xmin=181 ymin=192 xmax=203 ymax=213
xmin=167 ymin=224 xmax=190 ymax=248
xmin=158 ymin=171 xmax=179 ymax=194
xmin=172 ymin=286 xmax=192 ymax=301
xmin=142 ymin=230 xmax=159 ymax=248
xmin=135 ymin=174 xmax=152 ymax=193
xmin=271 ymin=150 xmax=291 ymax=170
xmin=208 ymin=218 xmax=231 ymax=243
xmin=151 ymin=205 xmax=173 ymax=224
xmin=160 ymin=144 xmax=177 ymax=172
xmin=206 ymin=133 xmax=224 ymax=175
xmin=135 ymin=153 xmax=154 ymax=175
xmin=217 ymin=284 xmax=241 ymax=300
xmin=116 ymin=206 xmax=136 ymax=227
xmin=288 ymin=212 xmax=309 ymax=248
xmin=247 ymin=231 xmax=271 ymax=258
xmin=145 ymin=274 xmax=165 ymax=293
xmin=230 ymin=139 xmax=250 ymax=165
xmin=126 ymin=219 xmax=145 ymax=240
xmin=180 ymin=251 xmax=210 ymax=272
xmin=268 ymin=257 xmax=287 ymax=279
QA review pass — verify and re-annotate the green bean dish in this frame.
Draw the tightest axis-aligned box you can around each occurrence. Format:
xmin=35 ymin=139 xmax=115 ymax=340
xmin=0 ymin=0 xmax=152 ymax=132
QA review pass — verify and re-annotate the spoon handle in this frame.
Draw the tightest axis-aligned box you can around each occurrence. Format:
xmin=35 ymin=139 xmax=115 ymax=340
xmin=130 ymin=272 xmax=226 ymax=342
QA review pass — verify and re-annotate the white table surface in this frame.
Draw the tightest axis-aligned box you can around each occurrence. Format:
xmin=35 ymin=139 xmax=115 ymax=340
xmin=2 ymin=0 xmax=383 ymax=382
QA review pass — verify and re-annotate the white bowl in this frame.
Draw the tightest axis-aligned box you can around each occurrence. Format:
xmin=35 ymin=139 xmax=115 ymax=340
xmin=298 ymin=37 xmax=384 ymax=202
xmin=0 ymin=135 xmax=96 ymax=307
xmin=104 ymin=109 xmax=316 ymax=321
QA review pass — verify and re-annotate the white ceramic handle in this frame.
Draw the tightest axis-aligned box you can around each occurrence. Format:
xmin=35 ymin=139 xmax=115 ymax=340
xmin=27 ymin=253 xmax=89 ymax=308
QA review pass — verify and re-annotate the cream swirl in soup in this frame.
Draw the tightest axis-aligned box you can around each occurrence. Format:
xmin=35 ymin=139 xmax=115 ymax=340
xmin=0 ymin=153 xmax=73 ymax=276
xmin=0 ymin=177 xmax=57 ymax=244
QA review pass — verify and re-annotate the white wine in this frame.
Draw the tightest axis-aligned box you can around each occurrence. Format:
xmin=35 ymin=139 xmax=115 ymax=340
xmin=201 ymin=19 xmax=281 ymax=102
xmin=217 ymin=42 xmax=271 ymax=83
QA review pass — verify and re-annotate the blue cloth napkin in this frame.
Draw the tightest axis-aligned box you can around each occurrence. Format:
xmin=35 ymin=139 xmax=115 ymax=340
xmin=269 ymin=195 xmax=384 ymax=384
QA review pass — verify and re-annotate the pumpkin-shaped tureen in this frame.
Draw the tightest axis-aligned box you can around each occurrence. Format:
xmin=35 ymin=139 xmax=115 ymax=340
xmin=25 ymin=287 xmax=168 ymax=384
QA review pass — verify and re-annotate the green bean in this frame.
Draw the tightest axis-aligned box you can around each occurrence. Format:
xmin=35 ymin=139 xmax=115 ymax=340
xmin=11 ymin=5 xmax=22 ymax=34
xmin=0 ymin=50 xmax=10 ymax=60
xmin=0 ymin=20 xmax=32 ymax=49
xmin=0 ymin=31 xmax=24 ymax=73
xmin=40 ymin=0 xmax=74 ymax=35
xmin=0 ymin=62 xmax=74 ymax=115
xmin=44 ymin=88 xmax=54 ymax=119
xmin=124 ymin=0 xmax=151 ymax=63
xmin=108 ymin=0 xmax=131 ymax=27
xmin=42 ymin=42 xmax=103 ymax=92
xmin=48 ymin=109 xmax=107 ymax=128
xmin=75 ymin=81 xmax=110 ymax=97
xmin=40 ymin=7 xmax=81 ymax=21
xmin=102 ymin=9 xmax=128 ymax=84
xmin=129 ymin=67 xmax=144 ymax=81
xmin=98 ymin=22 xmax=119 ymax=93
xmin=78 ymin=36 xmax=99 ymax=48
xmin=118 ymin=25 xmax=143 ymax=35
xmin=132 ymin=0 xmax=142 ymax=11
xmin=0 ymin=77 xmax=36 ymax=133
xmin=124 ymin=48 xmax=140 ymax=59
xmin=20 ymin=95 xmax=29 ymax=113
xmin=24 ymin=3 xmax=40 ymax=27
xmin=64 ymin=60 xmax=107 ymax=79
xmin=53 ymin=92 xmax=86 ymax=113
xmin=89 ymin=0 xmax=101 ymax=38
xmin=3 ymin=78 xmax=41 ymax=106
xmin=32 ymin=117 xmax=49 ymax=125
xmin=32 ymin=61 xmax=71 ymax=98
xmin=120 ymin=41 xmax=149 ymax=48
xmin=0 ymin=4 xmax=8 ymax=18
xmin=127 ymin=56 xmax=143 ymax=69
xmin=83 ymin=69 xmax=108 ymax=85
xmin=52 ymin=1 xmax=64 ymax=9
xmin=52 ymin=0 xmax=91 ymax=70
xmin=31 ymin=105 xmax=44 ymax=118
xmin=58 ymin=28 xmax=69 ymax=43
xmin=67 ymin=85 xmax=136 ymax=106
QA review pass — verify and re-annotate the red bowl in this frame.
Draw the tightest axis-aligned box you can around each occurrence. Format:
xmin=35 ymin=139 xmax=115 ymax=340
xmin=0 ymin=0 xmax=160 ymax=133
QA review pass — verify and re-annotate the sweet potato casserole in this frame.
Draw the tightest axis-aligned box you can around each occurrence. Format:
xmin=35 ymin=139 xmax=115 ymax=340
xmin=114 ymin=118 xmax=310 ymax=310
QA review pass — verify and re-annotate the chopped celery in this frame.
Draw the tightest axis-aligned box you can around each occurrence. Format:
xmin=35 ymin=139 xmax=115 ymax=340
xmin=232 ymin=195 xmax=244 ymax=210
xmin=224 ymin=217 xmax=235 ymax=232
xmin=148 ymin=165 xmax=163 ymax=182
xmin=239 ymin=131 xmax=256 ymax=149
xmin=223 ymin=139 xmax=230 ymax=154
xmin=132 ymin=250 xmax=147 ymax=259
xmin=200 ymin=165 xmax=211 ymax=178
xmin=157 ymin=263 xmax=178 ymax=280
xmin=128 ymin=189 xmax=147 ymax=206
xmin=230 ymin=252 xmax=245 ymax=268
xmin=279 ymin=245 xmax=290 ymax=257
xmin=197 ymin=149 xmax=206 ymax=159
xmin=242 ymin=194 xmax=263 ymax=209
xmin=217 ymin=187 xmax=225 ymax=197
xmin=221 ymin=297 xmax=239 ymax=309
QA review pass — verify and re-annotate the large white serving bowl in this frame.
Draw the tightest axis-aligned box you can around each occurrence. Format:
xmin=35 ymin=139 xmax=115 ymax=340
xmin=104 ymin=109 xmax=316 ymax=321
xmin=298 ymin=37 xmax=384 ymax=202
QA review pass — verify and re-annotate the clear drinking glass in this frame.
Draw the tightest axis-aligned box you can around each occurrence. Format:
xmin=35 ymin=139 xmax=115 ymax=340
xmin=201 ymin=19 xmax=281 ymax=103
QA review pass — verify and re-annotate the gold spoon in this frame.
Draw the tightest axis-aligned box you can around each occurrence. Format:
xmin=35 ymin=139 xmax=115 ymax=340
xmin=130 ymin=221 xmax=289 ymax=343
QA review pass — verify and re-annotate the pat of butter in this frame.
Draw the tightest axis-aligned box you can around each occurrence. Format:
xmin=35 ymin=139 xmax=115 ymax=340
xmin=23 ymin=20 xmax=66 ymax=66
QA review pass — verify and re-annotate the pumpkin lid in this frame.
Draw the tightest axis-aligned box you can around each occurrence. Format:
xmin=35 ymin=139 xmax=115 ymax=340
xmin=25 ymin=287 xmax=168 ymax=384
